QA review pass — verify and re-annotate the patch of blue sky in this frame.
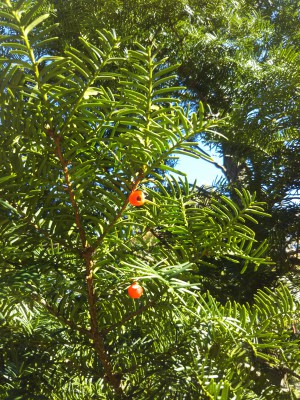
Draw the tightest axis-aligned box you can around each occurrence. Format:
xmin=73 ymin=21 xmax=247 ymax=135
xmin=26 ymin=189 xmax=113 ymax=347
xmin=174 ymin=147 xmax=225 ymax=186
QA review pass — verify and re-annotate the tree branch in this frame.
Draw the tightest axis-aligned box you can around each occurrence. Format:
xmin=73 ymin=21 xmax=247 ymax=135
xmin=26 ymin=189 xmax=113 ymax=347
xmin=93 ymin=168 xmax=145 ymax=250
xmin=51 ymin=132 xmax=87 ymax=247
xmin=32 ymin=293 xmax=91 ymax=338
xmin=101 ymin=299 xmax=157 ymax=336
xmin=83 ymin=249 xmax=123 ymax=395
xmin=45 ymin=128 xmax=124 ymax=396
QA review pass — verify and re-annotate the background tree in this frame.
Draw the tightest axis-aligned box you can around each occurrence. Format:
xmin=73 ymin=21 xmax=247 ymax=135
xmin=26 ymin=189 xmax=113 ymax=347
xmin=0 ymin=0 xmax=299 ymax=399
xmin=47 ymin=0 xmax=300 ymax=292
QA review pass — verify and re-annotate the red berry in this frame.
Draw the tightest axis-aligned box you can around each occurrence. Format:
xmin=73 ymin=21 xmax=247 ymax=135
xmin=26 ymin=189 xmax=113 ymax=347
xmin=128 ymin=282 xmax=144 ymax=299
xmin=129 ymin=190 xmax=145 ymax=206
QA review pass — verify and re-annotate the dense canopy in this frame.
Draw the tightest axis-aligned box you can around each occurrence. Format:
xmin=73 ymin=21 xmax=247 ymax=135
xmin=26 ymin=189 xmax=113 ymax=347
xmin=0 ymin=0 xmax=299 ymax=398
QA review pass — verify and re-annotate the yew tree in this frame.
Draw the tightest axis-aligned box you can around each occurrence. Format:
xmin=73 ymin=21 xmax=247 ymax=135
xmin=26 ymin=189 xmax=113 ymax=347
xmin=0 ymin=1 xmax=299 ymax=399
xmin=42 ymin=0 xmax=300 ymax=281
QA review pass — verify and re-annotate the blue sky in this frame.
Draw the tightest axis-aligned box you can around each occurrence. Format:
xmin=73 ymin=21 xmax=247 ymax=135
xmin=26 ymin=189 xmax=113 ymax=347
xmin=176 ymin=153 xmax=225 ymax=186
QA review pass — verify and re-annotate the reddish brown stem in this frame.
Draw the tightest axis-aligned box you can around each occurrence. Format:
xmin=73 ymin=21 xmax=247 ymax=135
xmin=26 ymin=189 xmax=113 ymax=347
xmin=84 ymin=250 xmax=123 ymax=394
xmin=46 ymin=128 xmax=123 ymax=396
xmin=53 ymin=134 xmax=87 ymax=247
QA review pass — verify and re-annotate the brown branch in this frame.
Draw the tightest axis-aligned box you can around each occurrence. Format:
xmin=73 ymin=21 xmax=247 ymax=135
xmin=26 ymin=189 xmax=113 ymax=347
xmin=101 ymin=299 xmax=157 ymax=336
xmin=283 ymin=366 xmax=300 ymax=381
xmin=45 ymin=128 xmax=124 ymax=396
xmin=83 ymin=249 xmax=123 ymax=395
xmin=286 ymin=249 xmax=300 ymax=257
xmin=32 ymin=293 xmax=91 ymax=338
xmin=149 ymin=228 xmax=174 ymax=251
xmin=52 ymin=133 xmax=87 ymax=248
xmin=11 ymin=199 xmax=75 ymax=253
xmin=206 ymin=157 xmax=227 ymax=175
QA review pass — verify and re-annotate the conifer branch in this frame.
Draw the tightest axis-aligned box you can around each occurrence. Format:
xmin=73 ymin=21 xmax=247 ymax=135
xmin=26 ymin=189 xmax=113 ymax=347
xmin=101 ymin=299 xmax=157 ymax=335
xmin=46 ymin=130 xmax=87 ymax=248
xmin=45 ymin=128 xmax=124 ymax=395
xmin=83 ymin=249 xmax=124 ymax=395
xmin=93 ymin=169 xmax=145 ymax=250
xmin=32 ymin=293 xmax=91 ymax=338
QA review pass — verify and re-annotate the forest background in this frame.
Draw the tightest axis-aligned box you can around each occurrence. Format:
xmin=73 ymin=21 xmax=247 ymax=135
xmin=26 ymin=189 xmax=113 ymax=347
xmin=0 ymin=0 xmax=300 ymax=399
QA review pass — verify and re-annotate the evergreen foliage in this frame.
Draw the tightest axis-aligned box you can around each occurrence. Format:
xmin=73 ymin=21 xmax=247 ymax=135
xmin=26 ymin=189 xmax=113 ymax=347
xmin=0 ymin=1 xmax=299 ymax=398
xmin=41 ymin=0 xmax=300 ymax=279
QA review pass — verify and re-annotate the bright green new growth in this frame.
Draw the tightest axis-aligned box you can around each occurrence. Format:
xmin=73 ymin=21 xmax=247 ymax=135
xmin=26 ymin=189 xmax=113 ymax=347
xmin=0 ymin=1 xmax=299 ymax=399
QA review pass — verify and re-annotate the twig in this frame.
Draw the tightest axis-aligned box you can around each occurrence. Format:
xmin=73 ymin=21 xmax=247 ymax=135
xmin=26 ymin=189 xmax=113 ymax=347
xmin=32 ymin=293 xmax=91 ymax=338
xmin=101 ymin=299 xmax=157 ymax=336
xmin=93 ymin=168 xmax=145 ymax=250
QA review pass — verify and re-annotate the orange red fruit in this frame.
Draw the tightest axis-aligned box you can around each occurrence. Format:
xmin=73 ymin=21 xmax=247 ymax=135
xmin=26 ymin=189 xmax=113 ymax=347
xmin=128 ymin=282 xmax=144 ymax=299
xmin=129 ymin=190 xmax=145 ymax=206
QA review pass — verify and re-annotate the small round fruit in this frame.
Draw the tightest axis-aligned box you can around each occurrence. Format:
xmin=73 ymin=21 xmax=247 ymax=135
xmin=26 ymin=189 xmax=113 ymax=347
xmin=129 ymin=190 xmax=145 ymax=206
xmin=128 ymin=282 xmax=144 ymax=299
